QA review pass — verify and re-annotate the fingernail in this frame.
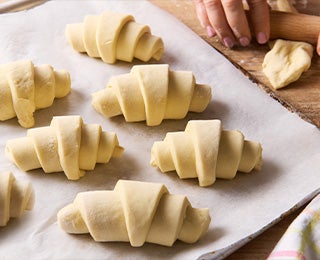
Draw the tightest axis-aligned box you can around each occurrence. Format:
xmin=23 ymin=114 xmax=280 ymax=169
xmin=257 ymin=32 xmax=268 ymax=44
xmin=206 ymin=26 xmax=215 ymax=37
xmin=239 ymin=37 xmax=250 ymax=47
xmin=223 ymin=37 xmax=234 ymax=48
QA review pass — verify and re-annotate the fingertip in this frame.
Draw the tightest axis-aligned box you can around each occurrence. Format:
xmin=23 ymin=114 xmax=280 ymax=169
xmin=239 ymin=36 xmax=250 ymax=47
xmin=256 ymin=32 xmax=268 ymax=44
xmin=223 ymin=37 xmax=235 ymax=48
xmin=206 ymin=26 xmax=216 ymax=37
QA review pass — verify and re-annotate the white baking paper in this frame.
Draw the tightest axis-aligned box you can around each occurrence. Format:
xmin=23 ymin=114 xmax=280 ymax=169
xmin=0 ymin=1 xmax=320 ymax=259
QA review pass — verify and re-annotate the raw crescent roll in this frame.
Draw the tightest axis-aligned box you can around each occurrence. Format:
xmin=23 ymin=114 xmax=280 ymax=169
xmin=92 ymin=64 xmax=212 ymax=126
xmin=151 ymin=119 xmax=262 ymax=186
xmin=66 ymin=11 xmax=164 ymax=64
xmin=5 ymin=115 xmax=124 ymax=180
xmin=0 ymin=171 xmax=34 ymax=226
xmin=0 ymin=60 xmax=71 ymax=128
xmin=57 ymin=179 xmax=211 ymax=246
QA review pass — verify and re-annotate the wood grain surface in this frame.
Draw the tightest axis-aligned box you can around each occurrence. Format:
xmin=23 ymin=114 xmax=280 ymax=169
xmin=151 ymin=0 xmax=320 ymax=128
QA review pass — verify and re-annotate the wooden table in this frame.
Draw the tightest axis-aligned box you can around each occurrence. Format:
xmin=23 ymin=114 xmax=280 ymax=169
xmin=0 ymin=0 xmax=314 ymax=259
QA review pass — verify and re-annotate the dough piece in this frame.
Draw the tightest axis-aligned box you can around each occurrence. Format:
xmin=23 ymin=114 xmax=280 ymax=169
xmin=151 ymin=119 xmax=262 ymax=187
xmin=5 ymin=115 xmax=124 ymax=180
xmin=262 ymin=39 xmax=314 ymax=89
xmin=92 ymin=64 xmax=212 ymax=126
xmin=245 ymin=1 xmax=297 ymax=12
xmin=0 ymin=171 xmax=34 ymax=226
xmin=65 ymin=11 xmax=164 ymax=64
xmin=57 ymin=179 xmax=210 ymax=246
xmin=0 ymin=60 xmax=71 ymax=128
xmin=262 ymin=1 xmax=312 ymax=90
xmin=242 ymin=1 xmax=249 ymax=10
xmin=272 ymin=0 xmax=298 ymax=12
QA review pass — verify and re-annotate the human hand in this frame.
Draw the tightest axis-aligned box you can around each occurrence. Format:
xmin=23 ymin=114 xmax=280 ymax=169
xmin=194 ymin=0 xmax=270 ymax=48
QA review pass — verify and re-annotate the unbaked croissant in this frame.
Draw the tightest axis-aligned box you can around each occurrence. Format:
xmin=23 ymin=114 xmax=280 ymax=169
xmin=66 ymin=11 xmax=164 ymax=64
xmin=57 ymin=179 xmax=210 ymax=247
xmin=0 ymin=171 xmax=34 ymax=226
xmin=151 ymin=119 xmax=262 ymax=186
xmin=5 ymin=115 xmax=124 ymax=180
xmin=92 ymin=64 xmax=212 ymax=126
xmin=0 ymin=60 xmax=71 ymax=128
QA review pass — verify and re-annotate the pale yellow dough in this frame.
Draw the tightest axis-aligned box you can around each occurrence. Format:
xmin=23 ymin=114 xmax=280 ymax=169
xmin=244 ymin=1 xmax=296 ymax=12
xmin=66 ymin=11 xmax=164 ymax=64
xmin=276 ymin=1 xmax=296 ymax=12
xmin=92 ymin=64 xmax=212 ymax=126
xmin=151 ymin=119 xmax=262 ymax=187
xmin=0 ymin=171 xmax=34 ymax=226
xmin=262 ymin=1 xmax=313 ymax=90
xmin=5 ymin=115 xmax=124 ymax=180
xmin=262 ymin=39 xmax=314 ymax=90
xmin=57 ymin=179 xmax=210 ymax=246
xmin=0 ymin=60 xmax=71 ymax=128
xmin=272 ymin=0 xmax=297 ymax=12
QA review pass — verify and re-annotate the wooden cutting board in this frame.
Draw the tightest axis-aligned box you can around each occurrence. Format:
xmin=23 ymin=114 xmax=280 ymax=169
xmin=150 ymin=0 xmax=320 ymax=128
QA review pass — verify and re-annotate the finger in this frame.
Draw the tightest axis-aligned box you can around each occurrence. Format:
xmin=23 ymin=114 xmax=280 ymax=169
xmin=194 ymin=0 xmax=210 ymax=28
xmin=247 ymin=0 xmax=270 ymax=44
xmin=317 ymin=33 xmax=320 ymax=56
xmin=203 ymin=0 xmax=236 ymax=48
xmin=221 ymin=0 xmax=251 ymax=46
xmin=194 ymin=0 xmax=216 ymax=37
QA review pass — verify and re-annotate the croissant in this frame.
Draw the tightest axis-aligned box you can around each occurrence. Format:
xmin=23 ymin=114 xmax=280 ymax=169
xmin=0 ymin=60 xmax=71 ymax=128
xmin=65 ymin=11 xmax=164 ymax=64
xmin=151 ymin=119 xmax=262 ymax=187
xmin=0 ymin=171 xmax=34 ymax=226
xmin=57 ymin=179 xmax=210 ymax=247
xmin=5 ymin=115 xmax=124 ymax=180
xmin=92 ymin=64 xmax=212 ymax=126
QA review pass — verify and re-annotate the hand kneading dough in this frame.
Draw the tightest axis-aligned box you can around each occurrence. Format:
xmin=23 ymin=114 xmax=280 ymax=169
xmin=0 ymin=171 xmax=34 ymax=226
xmin=57 ymin=179 xmax=210 ymax=246
xmin=65 ymin=11 xmax=164 ymax=64
xmin=0 ymin=60 xmax=71 ymax=128
xmin=262 ymin=39 xmax=313 ymax=89
xmin=5 ymin=115 xmax=124 ymax=180
xmin=151 ymin=119 xmax=262 ymax=187
xmin=92 ymin=64 xmax=212 ymax=126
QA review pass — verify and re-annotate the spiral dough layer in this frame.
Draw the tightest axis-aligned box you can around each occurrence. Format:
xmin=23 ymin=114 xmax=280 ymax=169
xmin=57 ymin=179 xmax=211 ymax=246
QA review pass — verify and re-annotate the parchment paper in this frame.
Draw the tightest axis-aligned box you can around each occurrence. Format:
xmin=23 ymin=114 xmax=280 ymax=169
xmin=0 ymin=1 xmax=320 ymax=259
